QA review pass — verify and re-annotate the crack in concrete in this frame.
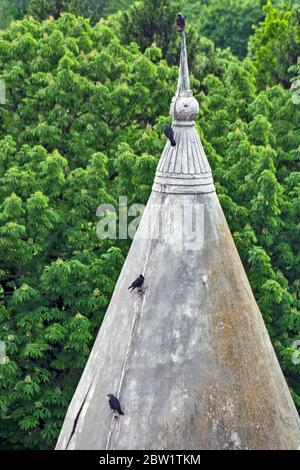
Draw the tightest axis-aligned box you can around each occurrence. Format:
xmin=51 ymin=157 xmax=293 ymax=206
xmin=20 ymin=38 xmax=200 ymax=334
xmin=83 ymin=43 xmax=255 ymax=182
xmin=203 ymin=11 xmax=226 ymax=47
xmin=66 ymin=379 xmax=94 ymax=449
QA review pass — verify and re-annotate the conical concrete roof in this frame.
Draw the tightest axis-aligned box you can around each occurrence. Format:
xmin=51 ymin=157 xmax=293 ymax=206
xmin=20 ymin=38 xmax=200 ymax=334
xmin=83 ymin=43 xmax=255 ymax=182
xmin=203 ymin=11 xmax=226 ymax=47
xmin=56 ymin=29 xmax=300 ymax=451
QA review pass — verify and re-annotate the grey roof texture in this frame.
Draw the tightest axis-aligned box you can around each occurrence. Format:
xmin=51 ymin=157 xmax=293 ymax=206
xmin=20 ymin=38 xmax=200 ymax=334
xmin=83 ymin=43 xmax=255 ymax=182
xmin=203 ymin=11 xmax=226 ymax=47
xmin=55 ymin=31 xmax=300 ymax=450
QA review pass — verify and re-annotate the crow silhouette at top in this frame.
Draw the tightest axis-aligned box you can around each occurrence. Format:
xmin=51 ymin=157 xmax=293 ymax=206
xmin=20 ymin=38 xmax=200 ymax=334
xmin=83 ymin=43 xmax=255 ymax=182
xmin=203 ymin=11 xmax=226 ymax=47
xmin=128 ymin=274 xmax=144 ymax=292
xmin=176 ymin=13 xmax=185 ymax=32
xmin=107 ymin=394 xmax=124 ymax=416
xmin=163 ymin=124 xmax=176 ymax=147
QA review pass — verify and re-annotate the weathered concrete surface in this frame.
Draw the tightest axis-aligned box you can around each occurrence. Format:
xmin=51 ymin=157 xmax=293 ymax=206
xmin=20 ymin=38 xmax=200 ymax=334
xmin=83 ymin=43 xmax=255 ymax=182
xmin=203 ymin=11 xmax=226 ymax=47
xmin=56 ymin=190 xmax=300 ymax=450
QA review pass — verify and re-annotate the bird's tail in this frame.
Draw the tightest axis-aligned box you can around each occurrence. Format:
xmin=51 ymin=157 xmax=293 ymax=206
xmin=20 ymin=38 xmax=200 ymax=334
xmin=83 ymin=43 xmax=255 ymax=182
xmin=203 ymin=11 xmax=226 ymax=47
xmin=170 ymin=138 xmax=176 ymax=147
xmin=118 ymin=410 xmax=124 ymax=415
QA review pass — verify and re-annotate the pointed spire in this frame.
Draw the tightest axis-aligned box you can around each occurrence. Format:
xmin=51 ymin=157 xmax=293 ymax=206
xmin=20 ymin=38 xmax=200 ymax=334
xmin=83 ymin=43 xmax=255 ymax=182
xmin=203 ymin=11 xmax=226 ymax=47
xmin=177 ymin=31 xmax=191 ymax=96
xmin=152 ymin=19 xmax=213 ymax=195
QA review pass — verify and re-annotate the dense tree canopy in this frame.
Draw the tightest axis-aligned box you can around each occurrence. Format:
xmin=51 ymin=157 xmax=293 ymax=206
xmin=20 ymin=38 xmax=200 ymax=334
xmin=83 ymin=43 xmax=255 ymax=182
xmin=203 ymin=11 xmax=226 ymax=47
xmin=249 ymin=0 xmax=300 ymax=88
xmin=0 ymin=0 xmax=299 ymax=450
xmin=0 ymin=0 xmax=133 ymax=28
xmin=120 ymin=0 xmax=183 ymax=62
xmin=27 ymin=0 xmax=107 ymax=24
xmin=184 ymin=0 xmax=265 ymax=58
xmin=0 ymin=13 xmax=176 ymax=449
xmin=0 ymin=0 xmax=28 ymax=29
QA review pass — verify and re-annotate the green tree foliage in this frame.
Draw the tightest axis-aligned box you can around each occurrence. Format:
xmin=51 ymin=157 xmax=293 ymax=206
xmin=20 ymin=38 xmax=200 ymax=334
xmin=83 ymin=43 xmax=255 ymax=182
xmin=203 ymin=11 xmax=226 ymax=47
xmin=0 ymin=0 xmax=133 ymax=28
xmin=27 ymin=0 xmax=107 ymax=24
xmin=0 ymin=0 xmax=28 ymax=29
xmin=103 ymin=0 xmax=132 ymax=17
xmin=0 ymin=13 xmax=176 ymax=449
xmin=183 ymin=0 xmax=264 ymax=58
xmin=117 ymin=0 xmax=237 ymax=73
xmin=120 ymin=0 xmax=183 ymax=64
xmin=182 ymin=0 xmax=208 ymax=19
xmin=249 ymin=0 xmax=300 ymax=88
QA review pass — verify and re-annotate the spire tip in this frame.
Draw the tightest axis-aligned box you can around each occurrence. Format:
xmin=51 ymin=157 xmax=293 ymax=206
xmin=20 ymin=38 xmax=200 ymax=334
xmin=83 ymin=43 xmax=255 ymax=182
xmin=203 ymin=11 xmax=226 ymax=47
xmin=177 ymin=30 xmax=190 ymax=95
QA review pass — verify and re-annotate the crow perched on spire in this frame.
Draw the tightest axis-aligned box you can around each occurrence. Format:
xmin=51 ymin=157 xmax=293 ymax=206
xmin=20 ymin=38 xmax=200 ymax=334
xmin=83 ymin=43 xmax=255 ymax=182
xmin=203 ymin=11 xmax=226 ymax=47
xmin=128 ymin=274 xmax=144 ymax=292
xmin=163 ymin=124 xmax=176 ymax=147
xmin=107 ymin=394 xmax=124 ymax=416
xmin=176 ymin=13 xmax=185 ymax=32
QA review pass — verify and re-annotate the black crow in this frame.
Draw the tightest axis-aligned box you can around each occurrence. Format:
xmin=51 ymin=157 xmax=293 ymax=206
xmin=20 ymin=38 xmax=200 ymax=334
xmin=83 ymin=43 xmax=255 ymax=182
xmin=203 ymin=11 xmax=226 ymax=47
xmin=176 ymin=13 xmax=185 ymax=32
xmin=163 ymin=124 xmax=176 ymax=147
xmin=128 ymin=274 xmax=144 ymax=292
xmin=107 ymin=394 xmax=124 ymax=415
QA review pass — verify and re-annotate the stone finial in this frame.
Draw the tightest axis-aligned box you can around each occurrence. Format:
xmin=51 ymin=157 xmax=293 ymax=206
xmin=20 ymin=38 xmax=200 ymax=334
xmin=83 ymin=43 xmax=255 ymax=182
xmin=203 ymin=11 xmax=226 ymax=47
xmin=171 ymin=31 xmax=199 ymax=124
xmin=152 ymin=21 xmax=214 ymax=195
